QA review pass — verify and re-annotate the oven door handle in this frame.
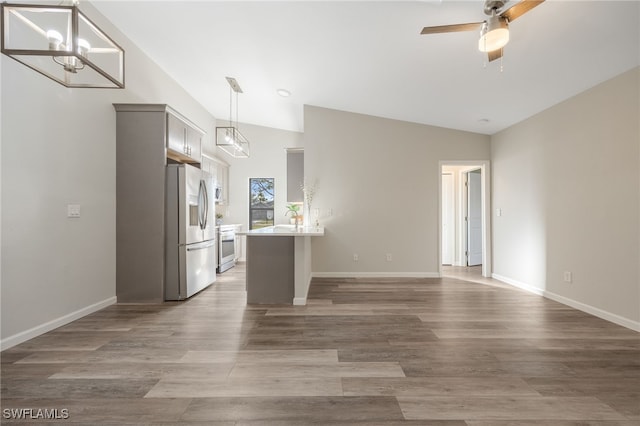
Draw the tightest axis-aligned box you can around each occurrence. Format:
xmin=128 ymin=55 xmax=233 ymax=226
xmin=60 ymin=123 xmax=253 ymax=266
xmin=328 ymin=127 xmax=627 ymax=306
xmin=220 ymin=232 xmax=235 ymax=242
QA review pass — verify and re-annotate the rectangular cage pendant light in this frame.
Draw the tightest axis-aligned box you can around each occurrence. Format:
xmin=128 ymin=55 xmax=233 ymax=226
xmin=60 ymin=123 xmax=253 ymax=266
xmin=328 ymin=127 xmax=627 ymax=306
xmin=1 ymin=3 xmax=125 ymax=88
xmin=216 ymin=126 xmax=250 ymax=158
xmin=216 ymin=77 xmax=250 ymax=158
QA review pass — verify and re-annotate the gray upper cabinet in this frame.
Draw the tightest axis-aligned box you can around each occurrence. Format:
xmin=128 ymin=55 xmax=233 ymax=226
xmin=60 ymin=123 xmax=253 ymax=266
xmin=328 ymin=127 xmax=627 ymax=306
xmin=166 ymin=110 xmax=203 ymax=164
xmin=287 ymin=149 xmax=304 ymax=203
xmin=203 ymin=154 xmax=229 ymax=205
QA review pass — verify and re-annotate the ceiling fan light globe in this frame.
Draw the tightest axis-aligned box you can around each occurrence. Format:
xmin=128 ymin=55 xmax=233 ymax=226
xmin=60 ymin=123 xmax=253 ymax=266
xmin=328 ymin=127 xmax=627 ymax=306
xmin=478 ymin=27 xmax=509 ymax=52
xmin=478 ymin=15 xmax=509 ymax=52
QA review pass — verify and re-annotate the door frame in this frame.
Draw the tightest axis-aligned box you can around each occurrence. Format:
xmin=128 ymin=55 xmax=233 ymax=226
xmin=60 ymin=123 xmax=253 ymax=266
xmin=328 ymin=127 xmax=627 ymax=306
xmin=464 ymin=168 xmax=483 ymax=266
xmin=438 ymin=161 xmax=492 ymax=278
xmin=441 ymin=172 xmax=455 ymax=265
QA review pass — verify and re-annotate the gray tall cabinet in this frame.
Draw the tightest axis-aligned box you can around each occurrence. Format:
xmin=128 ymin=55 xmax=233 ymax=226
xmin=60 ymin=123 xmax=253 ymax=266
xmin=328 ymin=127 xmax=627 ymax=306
xmin=114 ymin=104 xmax=203 ymax=302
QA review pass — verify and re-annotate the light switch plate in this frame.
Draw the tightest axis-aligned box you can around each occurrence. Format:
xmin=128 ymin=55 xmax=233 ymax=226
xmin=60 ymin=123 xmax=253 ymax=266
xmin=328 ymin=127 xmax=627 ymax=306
xmin=67 ymin=204 xmax=81 ymax=218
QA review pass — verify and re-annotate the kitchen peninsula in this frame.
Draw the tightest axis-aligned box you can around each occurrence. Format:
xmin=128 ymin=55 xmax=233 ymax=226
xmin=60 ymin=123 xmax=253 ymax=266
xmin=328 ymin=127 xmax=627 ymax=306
xmin=238 ymin=225 xmax=325 ymax=305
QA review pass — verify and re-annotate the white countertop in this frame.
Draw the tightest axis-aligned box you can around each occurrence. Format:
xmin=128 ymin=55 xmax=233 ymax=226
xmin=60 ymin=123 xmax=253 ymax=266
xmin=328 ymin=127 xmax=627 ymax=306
xmin=238 ymin=225 xmax=325 ymax=237
xmin=216 ymin=223 xmax=242 ymax=230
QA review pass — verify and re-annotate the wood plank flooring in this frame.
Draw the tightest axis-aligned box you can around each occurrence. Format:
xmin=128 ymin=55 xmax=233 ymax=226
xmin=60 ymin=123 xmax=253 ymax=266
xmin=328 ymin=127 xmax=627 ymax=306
xmin=2 ymin=264 xmax=639 ymax=424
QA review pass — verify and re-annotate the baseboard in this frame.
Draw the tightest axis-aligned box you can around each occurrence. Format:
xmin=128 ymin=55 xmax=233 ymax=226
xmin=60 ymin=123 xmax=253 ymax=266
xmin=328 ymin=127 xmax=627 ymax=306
xmin=312 ymin=272 xmax=441 ymax=279
xmin=492 ymin=274 xmax=640 ymax=332
xmin=492 ymin=274 xmax=545 ymax=296
xmin=542 ymin=290 xmax=640 ymax=332
xmin=0 ymin=296 xmax=117 ymax=351
xmin=293 ymin=297 xmax=307 ymax=305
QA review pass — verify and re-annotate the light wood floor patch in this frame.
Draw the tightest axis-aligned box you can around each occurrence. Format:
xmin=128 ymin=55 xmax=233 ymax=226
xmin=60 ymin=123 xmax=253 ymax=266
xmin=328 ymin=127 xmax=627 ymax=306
xmin=397 ymin=396 xmax=627 ymax=421
xmin=180 ymin=349 xmax=339 ymax=364
xmin=342 ymin=377 xmax=541 ymax=397
xmin=229 ymin=361 xmax=405 ymax=378
xmin=144 ymin=377 xmax=344 ymax=398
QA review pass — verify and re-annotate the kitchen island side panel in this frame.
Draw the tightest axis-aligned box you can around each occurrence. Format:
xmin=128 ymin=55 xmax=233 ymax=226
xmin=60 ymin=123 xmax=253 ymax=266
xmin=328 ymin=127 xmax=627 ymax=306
xmin=246 ymin=236 xmax=294 ymax=304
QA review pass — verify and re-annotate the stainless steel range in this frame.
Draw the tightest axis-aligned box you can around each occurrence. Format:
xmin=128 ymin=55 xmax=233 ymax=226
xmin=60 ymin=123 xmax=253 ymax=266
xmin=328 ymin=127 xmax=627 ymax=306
xmin=217 ymin=225 xmax=236 ymax=273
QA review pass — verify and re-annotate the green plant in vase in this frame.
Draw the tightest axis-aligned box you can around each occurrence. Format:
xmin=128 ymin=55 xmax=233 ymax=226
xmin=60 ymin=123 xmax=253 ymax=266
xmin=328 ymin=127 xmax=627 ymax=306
xmin=285 ymin=204 xmax=301 ymax=227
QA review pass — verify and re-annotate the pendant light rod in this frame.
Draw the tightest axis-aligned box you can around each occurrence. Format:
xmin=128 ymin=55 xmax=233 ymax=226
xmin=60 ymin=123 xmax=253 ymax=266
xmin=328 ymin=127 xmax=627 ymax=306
xmin=229 ymin=84 xmax=233 ymax=126
xmin=226 ymin=76 xmax=243 ymax=128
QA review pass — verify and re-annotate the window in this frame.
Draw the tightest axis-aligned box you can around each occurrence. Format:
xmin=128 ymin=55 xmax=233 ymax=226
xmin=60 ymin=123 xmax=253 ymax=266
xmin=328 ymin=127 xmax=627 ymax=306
xmin=249 ymin=178 xmax=274 ymax=230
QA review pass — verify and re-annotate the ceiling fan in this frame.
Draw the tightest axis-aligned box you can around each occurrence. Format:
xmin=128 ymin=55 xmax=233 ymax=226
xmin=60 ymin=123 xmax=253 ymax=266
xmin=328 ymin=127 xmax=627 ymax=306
xmin=421 ymin=0 xmax=545 ymax=62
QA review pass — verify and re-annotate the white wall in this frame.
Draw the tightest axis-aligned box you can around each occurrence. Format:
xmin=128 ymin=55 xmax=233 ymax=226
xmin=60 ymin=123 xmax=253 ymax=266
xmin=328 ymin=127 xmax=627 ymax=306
xmin=304 ymin=106 xmax=491 ymax=276
xmin=1 ymin=2 xmax=217 ymax=349
xmin=492 ymin=67 xmax=640 ymax=329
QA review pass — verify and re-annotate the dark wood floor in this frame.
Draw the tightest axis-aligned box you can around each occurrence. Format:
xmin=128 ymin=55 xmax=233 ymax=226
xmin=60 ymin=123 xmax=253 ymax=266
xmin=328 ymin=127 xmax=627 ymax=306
xmin=2 ymin=264 xmax=639 ymax=425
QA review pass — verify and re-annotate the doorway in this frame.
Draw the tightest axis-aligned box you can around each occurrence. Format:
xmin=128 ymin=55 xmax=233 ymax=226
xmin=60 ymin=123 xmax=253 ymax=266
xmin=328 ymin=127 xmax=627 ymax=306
xmin=439 ymin=161 xmax=491 ymax=278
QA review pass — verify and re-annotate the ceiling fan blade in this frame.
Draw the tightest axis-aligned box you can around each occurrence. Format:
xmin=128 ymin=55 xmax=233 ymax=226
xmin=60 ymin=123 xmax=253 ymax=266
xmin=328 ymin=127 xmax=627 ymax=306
xmin=421 ymin=22 xmax=483 ymax=35
xmin=488 ymin=48 xmax=503 ymax=62
xmin=501 ymin=0 xmax=545 ymax=22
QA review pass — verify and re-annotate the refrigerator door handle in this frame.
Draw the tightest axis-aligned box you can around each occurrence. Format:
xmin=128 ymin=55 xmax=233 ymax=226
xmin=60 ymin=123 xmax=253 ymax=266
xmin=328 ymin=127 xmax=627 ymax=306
xmin=197 ymin=179 xmax=205 ymax=230
xmin=202 ymin=179 xmax=209 ymax=230
xmin=186 ymin=240 xmax=217 ymax=251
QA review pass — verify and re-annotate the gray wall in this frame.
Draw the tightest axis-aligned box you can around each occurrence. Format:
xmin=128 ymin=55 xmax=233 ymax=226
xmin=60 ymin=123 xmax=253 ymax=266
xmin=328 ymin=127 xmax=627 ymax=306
xmin=0 ymin=2 xmax=217 ymax=348
xmin=303 ymin=106 xmax=491 ymax=276
xmin=491 ymin=67 xmax=640 ymax=328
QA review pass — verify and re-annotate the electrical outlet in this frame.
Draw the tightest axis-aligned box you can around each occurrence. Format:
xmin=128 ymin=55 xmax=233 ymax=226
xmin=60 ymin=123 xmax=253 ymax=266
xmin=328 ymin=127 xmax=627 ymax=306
xmin=386 ymin=253 xmax=392 ymax=262
xmin=563 ymin=271 xmax=572 ymax=283
xmin=353 ymin=254 xmax=359 ymax=262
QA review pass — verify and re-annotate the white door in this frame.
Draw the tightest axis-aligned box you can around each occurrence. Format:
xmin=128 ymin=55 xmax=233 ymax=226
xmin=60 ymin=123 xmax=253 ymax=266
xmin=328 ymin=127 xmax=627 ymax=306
xmin=466 ymin=169 xmax=483 ymax=266
xmin=442 ymin=173 xmax=454 ymax=265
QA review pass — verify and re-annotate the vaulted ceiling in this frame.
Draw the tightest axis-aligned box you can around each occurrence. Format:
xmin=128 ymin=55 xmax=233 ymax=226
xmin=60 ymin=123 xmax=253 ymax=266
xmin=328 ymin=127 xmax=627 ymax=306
xmin=92 ymin=0 xmax=640 ymax=134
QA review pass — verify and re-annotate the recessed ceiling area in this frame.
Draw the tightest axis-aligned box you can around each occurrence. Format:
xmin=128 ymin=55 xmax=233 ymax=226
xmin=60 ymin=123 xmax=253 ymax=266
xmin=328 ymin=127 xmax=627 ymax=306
xmin=92 ymin=0 xmax=640 ymax=135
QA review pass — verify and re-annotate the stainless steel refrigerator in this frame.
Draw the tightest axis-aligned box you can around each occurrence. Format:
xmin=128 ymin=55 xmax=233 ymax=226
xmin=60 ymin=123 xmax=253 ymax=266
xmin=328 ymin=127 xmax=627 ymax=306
xmin=165 ymin=163 xmax=217 ymax=300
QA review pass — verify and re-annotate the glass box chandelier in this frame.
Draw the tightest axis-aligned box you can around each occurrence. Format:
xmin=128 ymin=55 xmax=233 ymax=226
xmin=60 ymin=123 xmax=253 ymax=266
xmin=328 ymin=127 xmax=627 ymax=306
xmin=1 ymin=2 xmax=125 ymax=88
xmin=216 ymin=76 xmax=250 ymax=158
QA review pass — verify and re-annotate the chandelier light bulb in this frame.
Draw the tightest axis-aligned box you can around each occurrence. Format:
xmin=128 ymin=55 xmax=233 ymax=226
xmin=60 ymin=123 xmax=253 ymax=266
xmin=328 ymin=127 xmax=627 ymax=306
xmin=77 ymin=38 xmax=91 ymax=57
xmin=46 ymin=30 xmax=63 ymax=50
